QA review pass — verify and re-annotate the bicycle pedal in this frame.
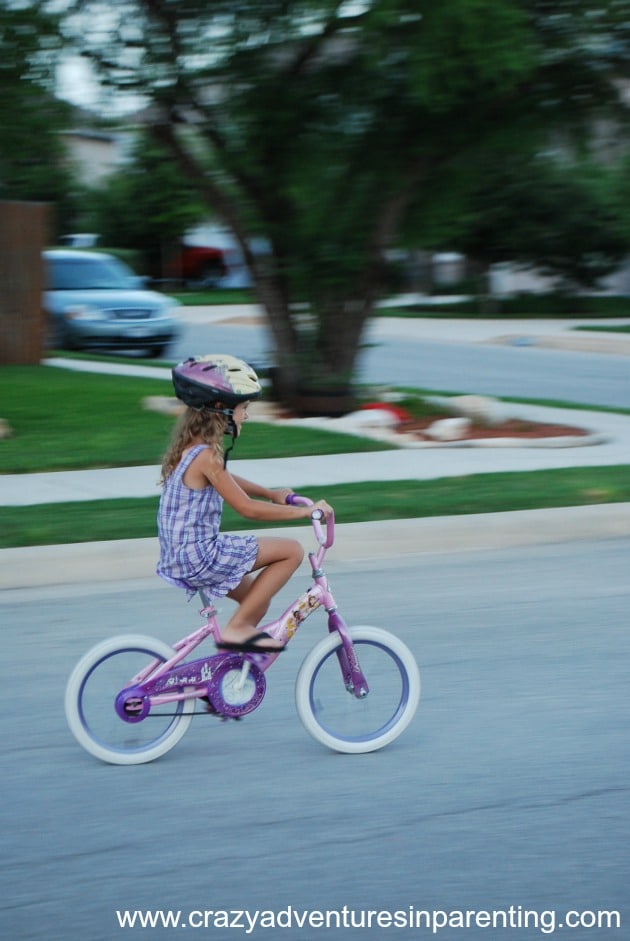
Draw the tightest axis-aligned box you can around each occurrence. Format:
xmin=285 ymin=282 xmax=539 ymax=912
xmin=200 ymin=698 xmax=242 ymax=721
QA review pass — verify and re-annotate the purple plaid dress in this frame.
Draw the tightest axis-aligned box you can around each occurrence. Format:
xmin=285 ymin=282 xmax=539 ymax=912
xmin=157 ymin=444 xmax=258 ymax=597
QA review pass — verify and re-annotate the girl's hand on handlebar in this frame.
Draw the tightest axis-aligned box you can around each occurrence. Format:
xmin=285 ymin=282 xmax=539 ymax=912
xmin=272 ymin=487 xmax=294 ymax=505
xmin=310 ymin=499 xmax=333 ymax=520
xmin=284 ymin=492 xmax=333 ymax=520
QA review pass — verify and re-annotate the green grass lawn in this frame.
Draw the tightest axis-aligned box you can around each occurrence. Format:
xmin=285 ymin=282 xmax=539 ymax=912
xmin=170 ymin=288 xmax=256 ymax=306
xmin=576 ymin=324 xmax=630 ymax=334
xmin=168 ymin=286 xmax=630 ymax=318
xmin=0 ymin=365 xmax=390 ymax=474
xmin=1 ymin=361 xmax=629 ymax=548
xmin=380 ymin=294 xmax=630 ymax=318
xmin=1 ymin=466 xmax=629 ymax=549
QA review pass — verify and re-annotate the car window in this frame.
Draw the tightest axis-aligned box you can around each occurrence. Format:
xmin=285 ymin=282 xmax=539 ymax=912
xmin=47 ymin=256 xmax=136 ymax=291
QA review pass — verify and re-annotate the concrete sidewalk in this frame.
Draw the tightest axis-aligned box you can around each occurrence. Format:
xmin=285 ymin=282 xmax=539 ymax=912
xmin=2 ymin=316 xmax=629 ymax=588
xmin=2 ymin=504 xmax=630 ymax=591
xmin=3 ymin=401 xmax=630 ymax=588
xmin=1 ymin=400 xmax=627 ymax=507
xmin=182 ymin=301 xmax=630 ymax=351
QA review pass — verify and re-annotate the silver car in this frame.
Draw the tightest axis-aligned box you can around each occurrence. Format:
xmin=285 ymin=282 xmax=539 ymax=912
xmin=44 ymin=249 xmax=181 ymax=357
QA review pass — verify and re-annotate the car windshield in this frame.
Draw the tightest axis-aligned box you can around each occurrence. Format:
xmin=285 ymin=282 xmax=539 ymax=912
xmin=47 ymin=256 xmax=136 ymax=291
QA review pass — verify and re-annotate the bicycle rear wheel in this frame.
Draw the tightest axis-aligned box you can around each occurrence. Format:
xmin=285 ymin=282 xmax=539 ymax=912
xmin=65 ymin=634 xmax=195 ymax=765
xmin=295 ymin=626 xmax=420 ymax=753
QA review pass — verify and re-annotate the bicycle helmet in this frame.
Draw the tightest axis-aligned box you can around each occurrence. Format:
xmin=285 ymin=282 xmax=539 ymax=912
xmin=171 ymin=355 xmax=261 ymax=462
xmin=172 ymin=354 xmax=261 ymax=412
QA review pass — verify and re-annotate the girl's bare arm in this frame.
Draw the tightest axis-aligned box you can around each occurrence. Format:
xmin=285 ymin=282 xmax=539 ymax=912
xmin=230 ymin=473 xmax=292 ymax=505
xmin=183 ymin=448 xmax=332 ymax=521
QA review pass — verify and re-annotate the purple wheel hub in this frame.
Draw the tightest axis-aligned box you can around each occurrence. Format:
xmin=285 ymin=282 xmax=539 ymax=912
xmin=115 ymin=687 xmax=150 ymax=723
xmin=206 ymin=656 xmax=266 ymax=717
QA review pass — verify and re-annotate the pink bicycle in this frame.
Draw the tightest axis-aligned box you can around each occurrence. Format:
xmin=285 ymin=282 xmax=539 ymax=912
xmin=65 ymin=497 xmax=421 ymax=765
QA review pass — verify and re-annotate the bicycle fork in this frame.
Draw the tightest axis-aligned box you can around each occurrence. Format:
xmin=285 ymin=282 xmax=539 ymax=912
xmin=302 ymin=562 xmax=369 ymax=699
xmin=326 ymin=609 xmax=369 ymax=699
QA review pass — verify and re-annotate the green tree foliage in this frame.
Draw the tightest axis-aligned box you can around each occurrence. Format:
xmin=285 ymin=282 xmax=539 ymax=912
xmin=453 ymin=156 xmax=628 ymax=291
xmin=63 ymin=0 xmax=630 ymax=406
xmin=0 ymin=2 xmax=78 ymax=234
xmin=87 ymin=133 xmax=205 ymax=274
xmin=613 ymin=153 xmax=630 ymax=245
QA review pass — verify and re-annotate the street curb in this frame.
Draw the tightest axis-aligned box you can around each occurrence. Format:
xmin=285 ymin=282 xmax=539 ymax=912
xmin=2 ymin=503 xmax=630 ymax=590
xmin=492 ymin=334 xmax=630 ymax=356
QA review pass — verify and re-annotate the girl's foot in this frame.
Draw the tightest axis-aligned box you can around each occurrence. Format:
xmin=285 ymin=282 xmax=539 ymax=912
xmin=216 ymin=630 xmax=285 ymax=654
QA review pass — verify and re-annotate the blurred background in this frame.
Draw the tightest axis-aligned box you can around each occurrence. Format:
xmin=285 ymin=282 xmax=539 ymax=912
xmin=1 ymin=0 xmax=629 ymax=405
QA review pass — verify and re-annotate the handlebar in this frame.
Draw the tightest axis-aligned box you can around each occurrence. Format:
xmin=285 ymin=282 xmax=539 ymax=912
xmin=286 ymin=493 xmax=335 ymax=550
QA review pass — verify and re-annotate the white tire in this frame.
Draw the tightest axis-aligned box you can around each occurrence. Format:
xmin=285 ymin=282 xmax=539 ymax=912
xmin=295 ymin=626 xmax=420 ymax=753
xmin=65 ymin=634 xmax=195 ymax=765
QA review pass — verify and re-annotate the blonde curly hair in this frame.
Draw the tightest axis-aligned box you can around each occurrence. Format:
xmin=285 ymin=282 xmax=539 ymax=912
xmin=160 ymin=407 xmax=228 ymax=483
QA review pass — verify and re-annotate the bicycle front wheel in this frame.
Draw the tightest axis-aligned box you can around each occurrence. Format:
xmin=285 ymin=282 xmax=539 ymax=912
xmin=65 ymin=634 xmax=195 ymax=765
xmin=295 ymin=626 xmax=420 ymax=754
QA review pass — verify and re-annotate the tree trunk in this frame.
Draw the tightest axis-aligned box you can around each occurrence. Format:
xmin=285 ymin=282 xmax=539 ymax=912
xmin=265 ymin=293 xmax=373 ymax=415
xmin=150 ymin=122 xmax=404 ymax=416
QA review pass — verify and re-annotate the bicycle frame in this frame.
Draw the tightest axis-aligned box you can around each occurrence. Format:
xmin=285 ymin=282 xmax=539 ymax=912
xmin=116 ymin=501 xmax=369 ymax=720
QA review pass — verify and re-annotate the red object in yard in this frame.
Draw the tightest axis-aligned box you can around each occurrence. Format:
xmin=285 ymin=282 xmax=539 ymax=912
xmin=360 ymin=402 xmax=413 ymax=422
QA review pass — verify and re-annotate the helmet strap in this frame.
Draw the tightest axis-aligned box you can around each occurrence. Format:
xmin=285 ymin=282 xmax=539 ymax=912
xmin=196 ymin=404 xmax=238 ymax=466
xmin=197 ymin=403 xmax=234 ymax=419
xmin=223 ymin=437 xmax=235 ymax=466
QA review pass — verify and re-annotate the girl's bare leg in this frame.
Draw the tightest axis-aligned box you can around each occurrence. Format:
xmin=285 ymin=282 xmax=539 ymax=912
xmin=220 ymin=537 xmax=304 ymax=645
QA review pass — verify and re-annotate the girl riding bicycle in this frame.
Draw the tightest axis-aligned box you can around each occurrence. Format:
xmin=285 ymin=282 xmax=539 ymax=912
xmin=157 ymin=354 xmax=333 ymax=655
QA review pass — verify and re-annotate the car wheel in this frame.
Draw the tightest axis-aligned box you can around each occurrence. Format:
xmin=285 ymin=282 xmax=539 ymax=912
xmin=45 ymin=315 xmax=66 ymax=351
xmin=144 ymin=344 xmax=168 ymax=359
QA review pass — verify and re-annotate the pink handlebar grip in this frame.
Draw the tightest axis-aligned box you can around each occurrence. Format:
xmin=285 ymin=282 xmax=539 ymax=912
xmin=286 ymin=493 xmax=334 ymax=548
xmin=310 ymin=509 xmax=325 ymax=545
xmin=285 ymin=493 xmax=310 ymax=507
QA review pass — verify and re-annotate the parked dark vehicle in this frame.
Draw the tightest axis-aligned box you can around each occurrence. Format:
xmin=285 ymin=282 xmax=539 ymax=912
xmin=163 ymin=244 xmax=227 ymax=287
xmin=44 ymin=249 xmax=181 ymax=357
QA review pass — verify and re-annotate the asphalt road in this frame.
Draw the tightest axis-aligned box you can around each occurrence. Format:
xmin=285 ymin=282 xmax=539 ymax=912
xmin=2 ymin=539 xmax=628 ymax=940
xmin=360 ymin=337 xmax=630 ymax=410
xmin=172 ymin=321 xmax=630 ymax=410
